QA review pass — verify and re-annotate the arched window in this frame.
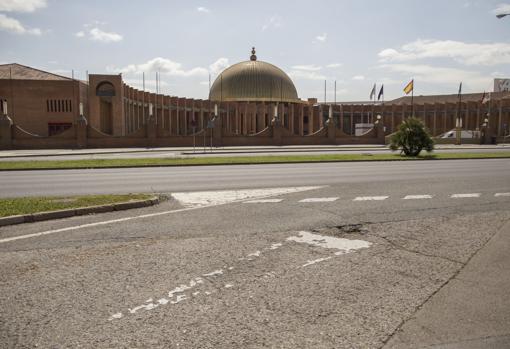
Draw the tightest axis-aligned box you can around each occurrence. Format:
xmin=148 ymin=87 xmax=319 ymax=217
xmin=96 ymin=82 xmax=116 ymax=97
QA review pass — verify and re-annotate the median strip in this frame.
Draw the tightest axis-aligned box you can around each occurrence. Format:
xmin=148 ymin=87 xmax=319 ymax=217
xmin=0 ymin=152 xmax=509 ymax=171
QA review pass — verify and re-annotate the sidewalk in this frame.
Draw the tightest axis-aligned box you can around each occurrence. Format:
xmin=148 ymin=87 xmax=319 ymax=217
xmin=384 ymin=220 xmax=510 ymax=348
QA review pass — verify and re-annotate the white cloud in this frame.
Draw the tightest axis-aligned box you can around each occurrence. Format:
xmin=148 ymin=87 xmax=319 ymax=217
xmin=289 ymin=70 xmax=326 ymax=80
xmin=75 ymin=31 xmax=85 ymax=38
xmin=262 ymin=15 xmax=282 ymax=31
xmin=379 ymin=63 xmax=489 ymax=88
xmin=291 ymin=64 xmax=322 ymax=71
xmin=316 ymin=33 xmax=327 ymax=42
xmin=197 ymin=6 xmax=210 ymax=13
xmin=89 ymin=27 xmax=123 ymax=42
xmin=493 ymin=3 xmax=510 ymax=15
xmin=326 ymin=63 xmax=342 ymax=68
xmin=0 ymin=0 xmax=46 ymax=12
xmin=108 ymin=57 xmax=209 ymax=77
xmin=378 ymin=39 xmax=510 ymax=66
xmin=209 ymin=57 xmax=229 ymax=75
xmin=0 ymin=13 xmax=41 ymax=35
xmin=352 ymin=75 xmax=365 ymax=81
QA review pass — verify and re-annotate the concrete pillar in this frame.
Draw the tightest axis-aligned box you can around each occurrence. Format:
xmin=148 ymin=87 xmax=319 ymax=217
xmin=213 ymin=103 xmax=222 ymax=146
xmin=76 ymin=115 xmax=88 ymax=148
xmin=251 ymin=103 xmax=256 ymax=133
xmin=0 ymin=112 xmax=13 ymax=149
xmin=146 ymin=114 xmax=157 ymax=142
xmin=376 ymin=118 xmax=385 ymax=144
xmin=243 ymin=103 xmax=248 ymax=135
xmin=498 ymin=99 xmax=503 ymax=136
xmin=235 ymin=103 xmax=240 ymax=134
xmin=309 ymin=105 xmax=314 ymax=134
xmin=299 ymin=104 xmax=304 ymax=136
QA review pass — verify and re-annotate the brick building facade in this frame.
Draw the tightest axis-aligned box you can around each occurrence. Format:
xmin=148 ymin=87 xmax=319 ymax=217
xmin=0 ymin=58 xmax=509 ymax=149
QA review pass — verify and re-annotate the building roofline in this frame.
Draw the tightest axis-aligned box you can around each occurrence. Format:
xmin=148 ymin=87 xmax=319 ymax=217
xmin=0 ymin=63 xmax=77 ymax=81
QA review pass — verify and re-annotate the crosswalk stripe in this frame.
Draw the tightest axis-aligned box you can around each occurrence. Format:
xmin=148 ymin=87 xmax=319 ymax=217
xmin=299 ymin=197 xmax=339 ymax=203
xmin=403 ymin=195 xmax=433 ymax=200
xmin=495 ymin=193 xmax=510 ymax=197
xmin=243 ymin=199 xmax=283 ymax=203
xmin=353 ymin=196 xmax=389 ymax=201
xmin=450 ymin=193 xmax=481 ymax=198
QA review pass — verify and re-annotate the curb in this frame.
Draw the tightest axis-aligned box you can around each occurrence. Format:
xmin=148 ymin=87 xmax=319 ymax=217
xmin=0 ymin=196 xmax=160 ymax=227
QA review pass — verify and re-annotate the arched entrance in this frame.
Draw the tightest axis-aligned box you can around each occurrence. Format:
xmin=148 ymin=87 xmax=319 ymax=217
xmin=96 ymin=82 xmax=115 ymax=134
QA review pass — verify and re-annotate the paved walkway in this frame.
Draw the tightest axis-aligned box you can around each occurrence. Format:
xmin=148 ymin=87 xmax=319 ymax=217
xmin=384 ymin=220 xmax=510 ymax=348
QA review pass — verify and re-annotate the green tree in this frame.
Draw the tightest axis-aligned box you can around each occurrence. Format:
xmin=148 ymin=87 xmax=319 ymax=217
xmin=389 ymin=117 xmax=434 ymax=156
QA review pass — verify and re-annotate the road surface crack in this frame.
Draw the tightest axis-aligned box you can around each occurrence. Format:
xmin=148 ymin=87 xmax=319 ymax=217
xmin=376 ymin=235 xmax=465 ymax=266
xmin=378 ymin=219 xmax=509 ymax=349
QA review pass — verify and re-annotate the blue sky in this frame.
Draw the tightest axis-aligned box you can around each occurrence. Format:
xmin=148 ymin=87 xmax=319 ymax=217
xmin=1 ymin=0 xmax=510 ymax=101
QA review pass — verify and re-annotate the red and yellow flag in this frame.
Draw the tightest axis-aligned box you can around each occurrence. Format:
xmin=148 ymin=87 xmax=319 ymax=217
xmin=403 ymin=79 xmax=414 ymax=95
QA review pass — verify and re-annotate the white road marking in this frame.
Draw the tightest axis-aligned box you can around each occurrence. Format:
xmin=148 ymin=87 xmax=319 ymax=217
xmin=0 ymin=186 xmax=322 ymax=245
xmin=172 ymin=186 xmax=321 ymax=208
xmin=299 ymin=197 xmax=339 ymax=203
xmin=495 ymin=193 xmax=510 ymax=197
xmin=450 ymin=193 xmax=481 ymax=198
xmin=203 ymin=269 xmax=223 ymax=277
xmin=268 ymin=243 xmax=282 ymax=250
xmin=302 ymin=257 xmax=332 ymax=267
xmin=108 ymin=231 xmax=371 ymax=321
xmin=243 ymin=199 xmax=283 ymax=203
xmin=353 ymin=196 xmax=388 ymax=201
xmin=403 ymin=195 xmax=433 ymax=200
xmin=286 ymin=231 xmax=371 ymax=256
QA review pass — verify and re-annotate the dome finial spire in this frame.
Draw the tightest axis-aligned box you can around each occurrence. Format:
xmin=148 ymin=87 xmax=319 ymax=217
xmin=250 ymin=47 xmax=257 ymax=61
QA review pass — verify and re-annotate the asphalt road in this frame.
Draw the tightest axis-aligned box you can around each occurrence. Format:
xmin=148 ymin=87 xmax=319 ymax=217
xmin=0 ymin=159 xmax=509 ymax=348
xmin=1 ymin=159 xmax=509 ymax=197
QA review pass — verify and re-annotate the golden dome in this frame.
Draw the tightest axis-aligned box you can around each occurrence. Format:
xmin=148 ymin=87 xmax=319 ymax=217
xmin=209 ymin=48 xmax=299 ymax=103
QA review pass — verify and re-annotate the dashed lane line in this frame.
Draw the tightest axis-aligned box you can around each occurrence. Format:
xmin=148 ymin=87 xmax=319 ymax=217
xmin=298 ymin=197 xmax=339 ymax=203
xmin=353 ymin=196 xmax=389 ymax=201
xmin=243 ymin=199 xmax=283 ymax=204
xmin=450 ymin=193 xmax=481 ymax=198
xmin=495 ymin=193 xmax=510 ymax=197
xmin=403 ymin=195 xmax=433 ymax=200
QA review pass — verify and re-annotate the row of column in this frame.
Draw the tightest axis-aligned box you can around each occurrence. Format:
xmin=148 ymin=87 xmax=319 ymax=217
xmin=121 ymin=98 xmax=510 ymax=138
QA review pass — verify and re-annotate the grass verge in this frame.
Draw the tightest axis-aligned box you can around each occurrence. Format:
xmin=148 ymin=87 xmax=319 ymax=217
xmin=0 ymin=194 xmax=153 ymax=217
xmin=0 ymin=152 xmax=509 ymax=171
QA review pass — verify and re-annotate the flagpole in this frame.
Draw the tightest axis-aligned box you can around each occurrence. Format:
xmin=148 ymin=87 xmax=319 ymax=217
xmin=324 ymin=80 xmax=326 ymax=105
xmin=411 ymin=79 xmax=414 ymax=118
xmin=142 ymin=72 xmax=145 ymax=124
xmin=334 ymin=80 xmax=337 ymax=105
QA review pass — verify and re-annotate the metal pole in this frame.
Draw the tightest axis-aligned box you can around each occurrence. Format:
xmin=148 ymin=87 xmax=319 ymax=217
xmin=324 ymin=80 xmax=326 ymax=104
xmin=9 ymin=67 xmax=14 ymax=118
xmin=411 ymin=80 xmax=414 ymax=118
xmin=142 ymin=72 xmax=145 ymax=124
xmin=334 ymin=80 xmax=337 ymax=105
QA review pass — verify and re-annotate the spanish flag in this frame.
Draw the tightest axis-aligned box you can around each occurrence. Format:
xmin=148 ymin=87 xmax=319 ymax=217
xmin=403 ymin=79 xmax=414 ymax=95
